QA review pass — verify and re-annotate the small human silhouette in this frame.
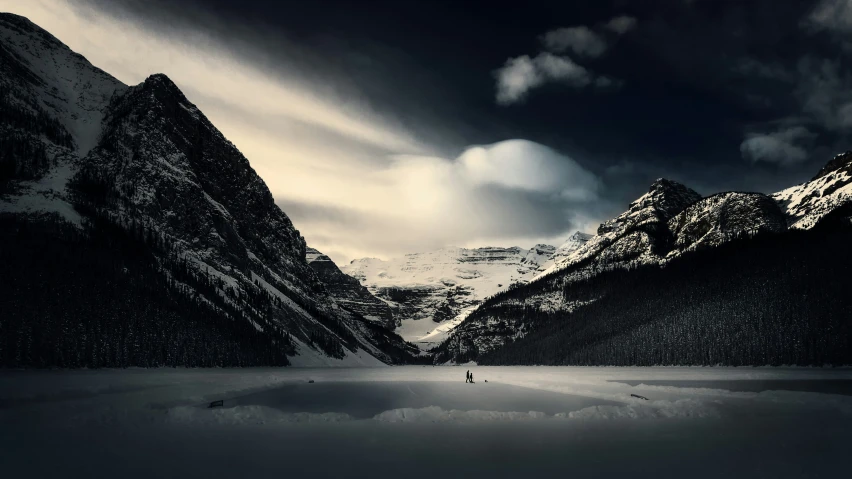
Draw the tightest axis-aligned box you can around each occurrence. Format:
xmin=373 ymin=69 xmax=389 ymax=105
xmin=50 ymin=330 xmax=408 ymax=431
xmin=470 ymin=372 xmax=474 ymax=384
xmin=466 ymin=370 xmax=470 ymax=383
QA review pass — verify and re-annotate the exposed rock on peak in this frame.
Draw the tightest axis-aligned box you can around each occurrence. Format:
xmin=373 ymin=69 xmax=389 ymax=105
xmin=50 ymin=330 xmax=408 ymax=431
xmin=668 ymin=192 xmax=787 ymax=255
xmin=812 ymin=151 xmax=852 ymax=181
xmin=599 ymin=178 xmax=701 ymax=235
xmin=773 ymin=151 xmax=852 ymax=230
xmin=1 ymin=15 xmax=416 ymax=366
xmin=305 ymin=247 xmax=396 ymax=329
xmin=435 ymin=154 xmax=852 ymax=366
xmin=536 ymin=180 xmax=701 ymax=280
xmin=0 ymin=13 xmax=125 ymax=156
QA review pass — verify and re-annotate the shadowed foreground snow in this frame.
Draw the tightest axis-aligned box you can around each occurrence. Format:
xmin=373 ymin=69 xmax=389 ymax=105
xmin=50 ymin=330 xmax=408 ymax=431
xmin=1 ymin=367 xmax=851 ymax=478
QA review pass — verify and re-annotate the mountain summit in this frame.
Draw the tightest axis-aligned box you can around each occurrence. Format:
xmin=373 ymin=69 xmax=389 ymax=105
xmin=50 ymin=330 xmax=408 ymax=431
xmin=0 ymin=14 xmax=415 ymax=367
xmin=434 ymin=167 xmax=852 ymax=365
xmin=773 ymin=151 xmax=852 ymax=229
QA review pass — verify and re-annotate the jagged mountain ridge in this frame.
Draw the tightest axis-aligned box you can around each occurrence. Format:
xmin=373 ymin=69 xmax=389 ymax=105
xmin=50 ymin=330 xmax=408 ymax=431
xmin=435 ymin=157 xmax=852 ymax=364
xmin=341 ymin=236 xmax=591 ymax=348
xmin=772 ymin=151 xmax=852 ymax=229
xmin=305 ymin=247 xmax=396 ymax=329
xmin=667 ymin=192 xmax=787 ymax=256
xmin=0 ymin=13 xmax=416 ymax=367
xmin=535 ymin=178 xmax=702 ymax=282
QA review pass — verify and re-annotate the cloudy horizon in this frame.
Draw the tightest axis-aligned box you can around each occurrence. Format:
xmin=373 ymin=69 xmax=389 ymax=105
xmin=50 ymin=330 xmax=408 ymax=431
xmin=3 ymin=0 xmax=851 ymax=263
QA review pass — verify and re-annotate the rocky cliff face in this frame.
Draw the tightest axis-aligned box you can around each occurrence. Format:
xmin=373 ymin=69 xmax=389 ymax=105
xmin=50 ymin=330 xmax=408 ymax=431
xmin=434 ymin=162 xmax=852 ymax=364
xmin=0 ymin=13 xmax=415 ymax=367
xmin=537 ymin=179 xmax=701 ymax=281
xmin=434 ymin=179 xmax=701 ymax=363
xmin=341 ymin=237 xmax=591 ymax=349
xmin=305 ymin=247 xmax=395 ymax=329
xmin=668 ymin=192 xmax=787 ymax=256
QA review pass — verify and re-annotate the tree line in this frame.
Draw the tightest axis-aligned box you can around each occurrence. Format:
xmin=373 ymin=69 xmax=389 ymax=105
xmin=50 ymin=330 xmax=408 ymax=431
xmin=449 ymin=217 xmax=852 ymax=366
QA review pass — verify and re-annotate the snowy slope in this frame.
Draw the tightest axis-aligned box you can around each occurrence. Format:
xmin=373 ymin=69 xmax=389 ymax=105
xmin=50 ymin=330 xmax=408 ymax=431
xmin=0 ymin=13 xmax=126 ymax=224
xmin=537 ymin=179 xmax=701 ymax=280
xmin=434 ymin=180 xmax=773 ymax=363
xmin=0 ymin=13 xmax=126 ymax=154
xmin=549 ymin=231 xmax=594 ymax=265
xmin=0 ymin=14 xmax=415 ymax=367
xmin=342 ymin=237 xmax=591 ymax=348
xmin=667 ymin=192 xmax=787 ymax=256
xmin=435 ymin=156 xmax=852 ymax=364
xmin=772 ymin=151 xmax=852 ymax=229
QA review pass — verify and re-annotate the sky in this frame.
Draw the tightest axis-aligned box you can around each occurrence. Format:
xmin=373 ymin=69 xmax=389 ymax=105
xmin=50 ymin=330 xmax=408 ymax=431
xmin=3 ymin=0 xmax=852 ymax=263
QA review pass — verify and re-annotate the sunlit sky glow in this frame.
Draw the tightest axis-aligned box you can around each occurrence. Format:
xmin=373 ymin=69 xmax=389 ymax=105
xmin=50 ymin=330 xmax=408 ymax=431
xmin=4 ymin=0 xmax=850 ymax=263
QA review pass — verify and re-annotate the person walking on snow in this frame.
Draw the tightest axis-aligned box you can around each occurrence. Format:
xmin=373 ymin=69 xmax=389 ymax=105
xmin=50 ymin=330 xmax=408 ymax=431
xmin=466 ymin=370 xmax=470 ymax=383
xmin=470 ymin=372 xmax=474 ymax=384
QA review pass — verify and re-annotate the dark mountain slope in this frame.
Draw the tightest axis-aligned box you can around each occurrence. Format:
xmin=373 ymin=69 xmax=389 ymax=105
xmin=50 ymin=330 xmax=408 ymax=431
xmin=667 ymin=192 xmax=787 ymax=255
xmin=0 ymin=215 xmax=294 ymax=367
xmin=306 ymin=247 xmax=396 ymax=329
xmin=437 ymin=219 xmax=852 ymax=366
xmin=0 ymin=14 xmax=416 ymax=367
xmin=435 ymin=154 xmax=852 ymax=365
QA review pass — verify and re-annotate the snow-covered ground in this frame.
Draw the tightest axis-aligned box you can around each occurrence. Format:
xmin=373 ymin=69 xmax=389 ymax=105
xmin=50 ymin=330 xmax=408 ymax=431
xmin=2 ymin=367 xmax=851 ymax=478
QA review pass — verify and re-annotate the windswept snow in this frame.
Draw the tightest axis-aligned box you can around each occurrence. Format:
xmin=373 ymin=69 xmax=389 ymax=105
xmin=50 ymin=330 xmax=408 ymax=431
xmin=2 ymin=367 xmax=851 ymax=478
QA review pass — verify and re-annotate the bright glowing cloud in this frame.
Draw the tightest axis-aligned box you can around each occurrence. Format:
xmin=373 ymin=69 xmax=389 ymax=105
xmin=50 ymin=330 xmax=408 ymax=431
xmin=283 ymin=140 xmax=604 ymax=261
xmin=2 ymin=0 xmax=605 ymax=263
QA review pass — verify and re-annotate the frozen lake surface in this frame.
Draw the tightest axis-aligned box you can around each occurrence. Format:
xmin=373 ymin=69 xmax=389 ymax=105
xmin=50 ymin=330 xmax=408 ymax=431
xmin=229 ymin=381 xmax=621 ymax=418
xmin=2 ymin=366 xmax=851 ymax=478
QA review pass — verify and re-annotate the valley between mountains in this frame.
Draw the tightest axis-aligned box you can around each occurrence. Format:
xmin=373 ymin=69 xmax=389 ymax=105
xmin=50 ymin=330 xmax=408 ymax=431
xmin=2 ymin=13 xmax=851 ymax=368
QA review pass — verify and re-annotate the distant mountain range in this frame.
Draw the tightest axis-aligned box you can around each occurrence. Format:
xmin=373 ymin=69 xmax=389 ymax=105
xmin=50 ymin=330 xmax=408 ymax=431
xmin=2 ymin=13 xmax=850 ymax=368
xmin=339 ymin=233 xmax=592 ymax=348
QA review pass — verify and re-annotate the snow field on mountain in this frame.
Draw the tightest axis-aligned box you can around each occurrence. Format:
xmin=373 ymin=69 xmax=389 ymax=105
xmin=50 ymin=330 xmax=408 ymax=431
xmin=773 ymin=170 xmax=852 ymax=229
xmin=343 ymin=238 xmax=591 ymax=346
xmin=0 ymin=15 xmax=125 ymax=155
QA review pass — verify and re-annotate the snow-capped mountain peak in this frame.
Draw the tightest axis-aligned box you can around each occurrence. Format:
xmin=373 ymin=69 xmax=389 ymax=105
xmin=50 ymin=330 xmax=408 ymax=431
xmin=535 ymin=179 xmax=701 ymax=279
xmin=340 ymin=234 xmax=594 ymax=348
xmin=1 ymin=14 xmax=416 ymax=366
xmin=0 ymin=13 xmax=126 ymax=156
xmin=433 ymin=159 xmax=852 ymax=365
xmin=772 ymin=151 xmax=852 ymax=230
xmin=598 ymin=178 xmax=701 ymax=235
